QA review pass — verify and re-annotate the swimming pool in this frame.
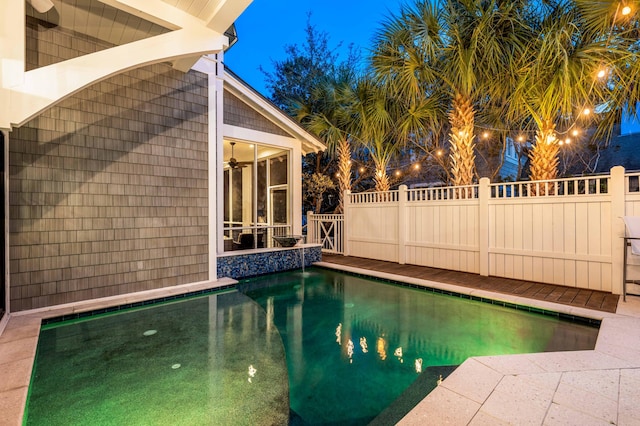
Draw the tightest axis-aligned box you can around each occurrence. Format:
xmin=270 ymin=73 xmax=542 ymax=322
xmin=26 ymin=267 xmax=599 ymax=425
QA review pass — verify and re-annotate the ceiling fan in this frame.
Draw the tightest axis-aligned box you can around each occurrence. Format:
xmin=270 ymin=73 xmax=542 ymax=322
xmin=227 ymin=142 xmax=251 ymax=169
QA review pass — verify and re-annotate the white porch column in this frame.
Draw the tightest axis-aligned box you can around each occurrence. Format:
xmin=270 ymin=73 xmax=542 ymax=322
xmin=208 ymin=55 xmax=225 ymax=281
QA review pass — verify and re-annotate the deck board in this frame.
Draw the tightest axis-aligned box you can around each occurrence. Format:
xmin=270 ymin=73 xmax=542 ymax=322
xmin=320 ymin=254 xmax=619 ymax=313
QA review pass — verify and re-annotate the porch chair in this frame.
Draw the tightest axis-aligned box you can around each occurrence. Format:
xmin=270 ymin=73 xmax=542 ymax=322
xmin=622 ymin=216 xmax=640 ymax=301
xmin=233 ymin=233 xmax=255 ymax=250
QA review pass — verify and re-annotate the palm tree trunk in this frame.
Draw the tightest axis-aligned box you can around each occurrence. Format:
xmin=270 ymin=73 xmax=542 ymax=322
xmin=374 ymin=167 xmax=390 ymax=193
xmin=529 ymin=120 xmax=559 ymax=195
xmin=448 ymin=93 xmax=477 ymax=186
xmin=335 ymin=138 xmax=351 ymax=213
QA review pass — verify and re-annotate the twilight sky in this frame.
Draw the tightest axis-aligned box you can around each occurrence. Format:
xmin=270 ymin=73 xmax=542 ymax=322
xmin=223 ymin=0 xmax=404 ymax=96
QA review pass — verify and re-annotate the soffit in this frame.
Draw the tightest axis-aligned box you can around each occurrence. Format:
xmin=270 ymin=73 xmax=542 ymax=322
xmin=25 ymin=0 xmax=245 ymax=49
xmin=26 ymin=0 xmax=171 ymax=47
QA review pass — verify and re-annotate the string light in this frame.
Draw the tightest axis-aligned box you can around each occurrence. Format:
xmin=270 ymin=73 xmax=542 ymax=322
xmin=622 ymin=5 xmax=632 ymax=15
xmin=597 ymin=69 xmax=606 ymax=79
xmin=482 ymin=131 xmax=489 ymax=139
xmin=414 ymin=164 xmax=420 ymax=170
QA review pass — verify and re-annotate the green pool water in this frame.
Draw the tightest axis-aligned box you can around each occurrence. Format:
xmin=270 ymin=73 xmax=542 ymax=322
xmin=25 ymin=267 xmax=598 ymax=425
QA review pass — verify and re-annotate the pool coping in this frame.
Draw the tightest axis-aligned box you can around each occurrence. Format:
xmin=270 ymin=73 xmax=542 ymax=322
xmin=2 ymin=267 xmax=640 ymax=425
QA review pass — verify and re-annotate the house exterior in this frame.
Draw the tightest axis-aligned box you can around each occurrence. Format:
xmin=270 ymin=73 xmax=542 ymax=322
xmin=0 ymin=0 xmax=324 ymax=314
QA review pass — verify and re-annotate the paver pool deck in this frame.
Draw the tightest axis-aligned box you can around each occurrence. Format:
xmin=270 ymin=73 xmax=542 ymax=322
xmin=1 ymin=257 xmax=639 ymax=425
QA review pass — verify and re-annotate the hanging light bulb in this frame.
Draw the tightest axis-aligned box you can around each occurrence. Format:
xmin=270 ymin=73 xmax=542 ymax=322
xmin=622 ymin=5 xmax=632 ymax=15
xmin=482 ymin=131 xmax=489 ymax=139
xmin=414 ymin=164 xmax=420 ymax=170
xmin=517 ymin=135 xmax=525 ymax=142
xmin=583 ymin=108 xmax=591 ymax=116
xmin=395 ymin=170 xmax=401 ymax=177
xmin=359 ymin=167 xmax=365 ymax=173
xmin=597 ymin=69 xmax=606 ymax=79
xmin=565 ymin=138 xmax=571 ymax=145
xmin=572 ymin=129 xmax=579 ymax=136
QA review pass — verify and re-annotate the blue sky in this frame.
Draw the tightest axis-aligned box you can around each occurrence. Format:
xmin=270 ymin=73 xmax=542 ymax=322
xmin=224 ymin=0 xmax=404 ymax=96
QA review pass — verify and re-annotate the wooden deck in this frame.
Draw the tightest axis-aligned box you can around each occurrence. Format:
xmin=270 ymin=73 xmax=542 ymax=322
xmin=321 ymin=254 xmax=620 ymax=313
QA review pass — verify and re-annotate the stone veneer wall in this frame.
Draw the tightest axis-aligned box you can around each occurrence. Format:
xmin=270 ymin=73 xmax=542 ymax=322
xmin=217 ymin=246 xmax=322 ymax=280
xmin=8 ymin=19 xmax=209 ymax=311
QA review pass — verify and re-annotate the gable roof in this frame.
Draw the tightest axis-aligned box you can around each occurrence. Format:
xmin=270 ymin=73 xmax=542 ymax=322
xmin=222 ymin=67 xmax=325 ymax=154
xmin=595 ymin=132 xmax=640 ymax=173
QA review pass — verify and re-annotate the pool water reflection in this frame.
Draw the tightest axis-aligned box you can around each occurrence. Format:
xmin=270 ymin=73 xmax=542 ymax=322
xmin=238 ymin=268 xmax=598 ymax=425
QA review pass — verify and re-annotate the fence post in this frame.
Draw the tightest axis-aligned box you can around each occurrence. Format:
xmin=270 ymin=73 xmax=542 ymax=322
xmin=610 ymin=166 xmax=626 ymax=295
xmin=307 ymin=211 xmax=315 ymax=244
xmin=398 ymin=185 xmax=408 ymax=265
xmin=344 ymin=190 xmax=351 ymax=256
xmin=478 ymin=177 xmax=490 ymax=276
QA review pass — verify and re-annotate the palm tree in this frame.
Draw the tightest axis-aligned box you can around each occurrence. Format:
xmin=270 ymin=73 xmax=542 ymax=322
xmin=295 ymin=72 xmax=356 ymax=213
xmin=573 ymin=0 xmax=640 ymax=144
xmin=511 ymin=0 xmax=630 ymax=187
xmin=345 ymin=72 xmax=444 ymax=192
xmin=371 ymin=0 xmax=531 ymax=186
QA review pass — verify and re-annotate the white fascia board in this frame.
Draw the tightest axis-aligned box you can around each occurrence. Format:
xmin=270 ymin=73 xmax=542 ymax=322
xmin=223 ymin=70 xmax=326 ymax=154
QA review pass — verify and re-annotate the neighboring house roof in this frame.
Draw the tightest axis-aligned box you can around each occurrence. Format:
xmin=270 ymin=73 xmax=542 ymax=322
xmin=223 ymin=67 xmax=326 ymax=154
xmin=595 ymin=132 xmax=640 ymax=173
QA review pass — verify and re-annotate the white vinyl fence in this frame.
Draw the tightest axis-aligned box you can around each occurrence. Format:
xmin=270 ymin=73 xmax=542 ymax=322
xmin=341 ymin=166 xmax=640 ymax=294
xmin=306 ymin=213 xmax=345 ymax=254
